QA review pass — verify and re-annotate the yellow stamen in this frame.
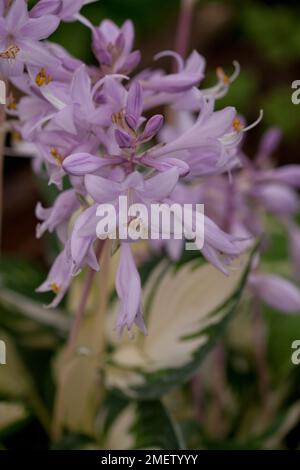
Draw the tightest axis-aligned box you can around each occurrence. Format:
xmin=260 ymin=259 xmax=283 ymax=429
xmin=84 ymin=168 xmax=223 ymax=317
xmin=12 ymin=130 xmax=21 ymax=143
xmin=216 ymin=66 xmax=230 ymax=85
xmin=7 ymin=93 xmax=17 ymax=110
xmin=35 ymin=67 xmax=52 ymax=87
xmin=50 ymin=147 xmax=63 ymax=165
xmin=111 ymin=110 xmax=137 ymax=138
xmin=0 ymin=44 xmax=20 ymax=60
xmin=112 ymin=110 xmax=126 ymax=128
xmin=50 ymin=283 xmax=60 ymax=294
xmin=233 ymin=117 xmax=244 ymax=132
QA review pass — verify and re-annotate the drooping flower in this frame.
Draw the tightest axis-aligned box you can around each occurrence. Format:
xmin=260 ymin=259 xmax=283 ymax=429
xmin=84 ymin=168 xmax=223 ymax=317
xmin=36 ymin=189 xmax=80 ymax=242
xmin=36 ymin=243 xmax=73 ymax=307
xmin=30 ymin=0 xmax=97 ymax=22
xmin=92 ymin=19 xmax=141 ymax=75
xmin=248 ymin=273 xmax=300 ymax=314
xmin=115 ymin=242 xmax=146 ymax=335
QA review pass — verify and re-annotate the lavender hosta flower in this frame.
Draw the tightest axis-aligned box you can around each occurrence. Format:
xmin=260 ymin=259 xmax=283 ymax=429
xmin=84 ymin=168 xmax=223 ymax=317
xmin=112 ymin=81 xmax=165 ymax=151
xmin=193 ymin=210 xmax=243 ymax=275
xmin=142 ymin=50 xmax=205 ymax=94
xmin=20 ymin=64 xmax=112 ymax=138
xmin=84 ymin=165 xmax=243 ymax=275
xmin=251 ymin=183 xmax=299 ymax=216
xmin=92 ymin=19 xmax=141 ymax=75
xmin=84 ymin=168 xmax=180 ymax=209
xmin=142 ymin=59 xmax=239 ymax=112
xmin=36 ymin=243 xmax=73 ymax=307
xmin=0 ymin=0 xmax=60 ymax=77
xmin=248 ymin=273 xmax=300 ymax=314
xmin=70 ymin=204 xmax=101 ymax=275
xmin=149 ymin=100 xmax=240 ymax=179
xmin=116 ymin=242 xmax=146 ymax=335
xmin=140 ymin=154 xmax=190 ymax=177
xmin=63 ymin=82 xmax=171 ymax=178
xmin=36 ymin=64 xmax=112 ymax=132
xmin=33 ymin=129 xmax=99 ymax=188
xmin=30 ymin=0 xmax=97 ymax=22
xmin=36 ymin=189 xmax=80 ymax=243
xmin=44 ymin=41 xmax=83 ymax=74
xmin=153 ymin=100 xmax=236 ymax=155
xmin=62 ymin=152 xmax=123 ymax=176
xmin=255 ymin=127 xmax=282 ymax=167
xmin=255 ymin=165 xmax=300 ymax=188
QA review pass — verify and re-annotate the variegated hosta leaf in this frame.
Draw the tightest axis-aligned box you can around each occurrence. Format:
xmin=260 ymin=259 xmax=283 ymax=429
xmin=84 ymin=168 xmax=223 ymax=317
xmin=99 ymin=397 xmax=183 ymax=450
xmin=105 ymin=252 xmax=253 ymax=399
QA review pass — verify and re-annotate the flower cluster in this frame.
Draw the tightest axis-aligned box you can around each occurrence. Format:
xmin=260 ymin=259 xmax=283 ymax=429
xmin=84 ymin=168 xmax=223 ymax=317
xmin=2 ymin=0 xmax=300 ymax=335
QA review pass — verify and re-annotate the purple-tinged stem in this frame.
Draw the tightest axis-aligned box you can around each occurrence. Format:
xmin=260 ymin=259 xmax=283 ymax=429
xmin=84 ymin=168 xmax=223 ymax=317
xmin=66 ymin=240 xmax=105 ymax=355
xmin=174 ymin=0 xmax=197 ymax=60
xmin=52 ymin=240 xmax=106 ymax=440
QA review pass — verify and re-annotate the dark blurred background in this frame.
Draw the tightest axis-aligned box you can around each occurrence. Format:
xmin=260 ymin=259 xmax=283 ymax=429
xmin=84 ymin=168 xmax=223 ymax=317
xmin=4 ymin=0 xmax=300 ymax=262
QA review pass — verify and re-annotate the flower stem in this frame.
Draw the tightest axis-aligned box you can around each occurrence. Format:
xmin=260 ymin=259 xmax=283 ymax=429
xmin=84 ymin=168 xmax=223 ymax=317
xmin=174 ymin=0 xmax=197 ymax=59
xmin=66 ymin=241 xmax=105 ymax=356
xmin=52 ymin=240 xmax=108 ymax=441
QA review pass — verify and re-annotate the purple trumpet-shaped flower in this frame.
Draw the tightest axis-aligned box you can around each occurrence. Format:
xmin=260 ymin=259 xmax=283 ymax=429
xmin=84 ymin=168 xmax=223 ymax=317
xmin=149 ymin=100 xmax=238 ymax=178
xmin=255 ymin=165 xmax=300 ymax=188
xmin=142 ymin=50 xmax=205 ymax=93
xmin=70 ymin=204 xmax=101 ymax=275
xmin=0 ymin=0 xmax=60 ymax=77
xmin=84 ymin=168 xmax=180 ymax=208
xmin=115 ymin=242 xmax=146 ymax=335
xmin=112 ymin=81 xmax=165 ymax=151
xmin=62 ymin=152 xmax=124 ymax=176
xmin=248 ymin=273 xmax=300 ymax=314
xmin=92 ymin=19 xmax=141 ymax=74
xmin=185 ymin=207 xmax=243 ymax=275
xmin=251 ymin=183 xmax=299 ymax=216
xmin=36 ymin=243 xmax=73 ymax=307
xmin=30 ymin=0 xmax=97 ymax=22
xmin=36 ymin=189 xmax=80 ymax=242
xmin=255 ymin=127 xmax=282 ymax=167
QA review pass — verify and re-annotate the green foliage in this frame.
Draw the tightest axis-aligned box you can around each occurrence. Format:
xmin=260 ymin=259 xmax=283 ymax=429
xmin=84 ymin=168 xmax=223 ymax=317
xmin=99 ymin=394 xmax=184 ymax=450
xmin=241 ymin=3 xmax=300 ymax=65
xmin=262 ymin=87 xmax=300 ymax=138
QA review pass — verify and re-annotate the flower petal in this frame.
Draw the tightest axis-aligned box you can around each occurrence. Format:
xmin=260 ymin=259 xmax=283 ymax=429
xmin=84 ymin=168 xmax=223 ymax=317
xmin=19 ymin=15 xmax=60 ymax=40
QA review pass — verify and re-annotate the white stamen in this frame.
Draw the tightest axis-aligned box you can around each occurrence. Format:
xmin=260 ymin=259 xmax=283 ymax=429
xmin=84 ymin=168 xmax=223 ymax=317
xmin=242 ymin=109 xmax=264 ymax=133
xmin=154 ymin=50 xmax=185 ymax=73
xmin=92 ymin=74 xmax=129 ymax=97
xmin=230 ymin=60 xmax=240 ymax=83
